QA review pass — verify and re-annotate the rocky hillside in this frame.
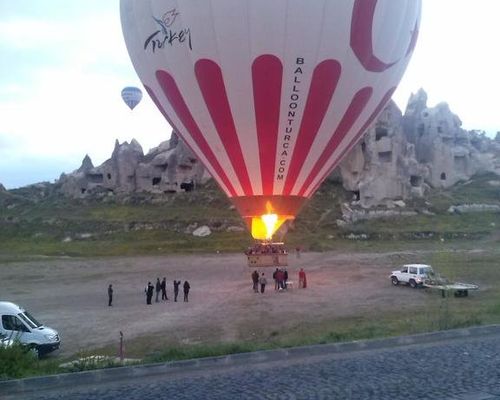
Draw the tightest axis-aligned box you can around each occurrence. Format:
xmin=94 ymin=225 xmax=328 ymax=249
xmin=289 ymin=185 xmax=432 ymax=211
xmin=2 ymin=89 xmax=499 ymax=210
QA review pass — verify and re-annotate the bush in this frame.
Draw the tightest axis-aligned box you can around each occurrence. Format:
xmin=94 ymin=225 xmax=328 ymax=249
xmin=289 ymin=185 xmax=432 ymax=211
xmin=0 ymin=342 xmax=38 ymax=380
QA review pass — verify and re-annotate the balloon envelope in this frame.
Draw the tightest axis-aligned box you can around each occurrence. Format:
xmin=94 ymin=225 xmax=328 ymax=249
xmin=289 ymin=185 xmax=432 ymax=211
xmin=121 ymin=86 xmax=143 ymax=110
xmin=121 ymin=0 xmax=421 ymax=239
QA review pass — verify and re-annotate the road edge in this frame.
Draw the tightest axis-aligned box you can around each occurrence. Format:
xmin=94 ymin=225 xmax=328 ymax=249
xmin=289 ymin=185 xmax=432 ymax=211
xmin=2 ymin=324 xmax=500 ymax=396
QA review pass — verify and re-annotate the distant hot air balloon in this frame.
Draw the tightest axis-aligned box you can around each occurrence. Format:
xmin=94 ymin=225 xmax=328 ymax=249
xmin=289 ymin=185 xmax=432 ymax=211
xmin=121 ymin=86 xmax=143 ymax=110
xmin=121 ymin=0 xmax=421 ymax=240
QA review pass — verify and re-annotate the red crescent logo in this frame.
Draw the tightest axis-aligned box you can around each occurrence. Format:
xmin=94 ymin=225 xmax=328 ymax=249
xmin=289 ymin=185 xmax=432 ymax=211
xmin=351 ymin=0 xmax=417 ymax=72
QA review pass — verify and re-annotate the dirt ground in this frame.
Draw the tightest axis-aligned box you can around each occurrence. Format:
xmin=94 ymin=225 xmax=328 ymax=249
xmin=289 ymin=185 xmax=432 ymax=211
xmin=0 ymin=250 xmax=433 ymax=358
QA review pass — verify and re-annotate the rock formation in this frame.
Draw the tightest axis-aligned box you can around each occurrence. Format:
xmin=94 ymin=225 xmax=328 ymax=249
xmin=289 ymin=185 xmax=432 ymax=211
xmin=402 ymin=89 xmax=499 ymax=188
xmin=59 ymin=134 xmax=208 ymax=197
xmin=57 ymin=89 xmax=500 ymax=206
xmin=338 ymin=100 xmax=429 ymax=207
xmin=335 ymin=89 xmax=500 ymax=207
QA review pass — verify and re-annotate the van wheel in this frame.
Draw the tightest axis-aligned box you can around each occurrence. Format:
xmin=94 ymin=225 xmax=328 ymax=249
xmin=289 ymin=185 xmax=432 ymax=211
xmin=28 ymin=345 xmax=40 ymax=359
xmin=391 ymin=276 xmax=399 ymax=286
xmin=409 ymin=279 xmax=417 ymax=289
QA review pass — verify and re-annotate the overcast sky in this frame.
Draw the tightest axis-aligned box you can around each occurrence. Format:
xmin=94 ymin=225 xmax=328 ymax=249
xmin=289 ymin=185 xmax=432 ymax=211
xmin=1 ymin=1 xmax=499 ymax=189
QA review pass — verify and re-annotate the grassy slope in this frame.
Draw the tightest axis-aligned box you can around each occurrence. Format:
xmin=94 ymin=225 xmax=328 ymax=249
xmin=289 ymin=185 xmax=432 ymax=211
xmin=0 ymin=174 xmax=499 ymax=257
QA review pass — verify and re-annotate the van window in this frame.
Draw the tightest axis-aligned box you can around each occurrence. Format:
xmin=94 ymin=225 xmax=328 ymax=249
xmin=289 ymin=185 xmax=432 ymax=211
xmin=18 ymin=312 xmax=41 ymax=329
xmin=2 ymin=315 xmax=29 ymax=332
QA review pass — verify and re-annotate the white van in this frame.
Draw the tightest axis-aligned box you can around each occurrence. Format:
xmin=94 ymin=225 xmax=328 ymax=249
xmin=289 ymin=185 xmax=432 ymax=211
xmin=0 ymin=301 xmax=60 ymax=355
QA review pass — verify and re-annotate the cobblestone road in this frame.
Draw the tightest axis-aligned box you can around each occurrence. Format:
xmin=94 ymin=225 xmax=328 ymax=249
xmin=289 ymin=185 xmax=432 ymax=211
xmin=7 ymin=333 xmax=500 ymax=400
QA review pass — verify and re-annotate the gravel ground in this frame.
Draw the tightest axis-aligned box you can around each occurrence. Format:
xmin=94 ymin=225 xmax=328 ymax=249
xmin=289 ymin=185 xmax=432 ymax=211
xmin=0 ymin=250 xmax=447 ymax=357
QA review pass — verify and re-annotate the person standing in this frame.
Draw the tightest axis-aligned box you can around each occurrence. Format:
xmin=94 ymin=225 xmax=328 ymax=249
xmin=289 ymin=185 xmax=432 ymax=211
xmin=108 ymin=284 xmax=113 ymax=307
xmin=259 ymin=273 xmax=267 ymax=293
xmin=273 ymin=268 xmax=279 ymax=291
xmin=145 ymin=282 xmax=154 ymax=305
xmin=299 ymin=268 xmax=307 ymax=288
xmin=183 ymin=281 xmax=191 ymax=302
xmin=155 ymin=278 xmax=161 ymax=303
xmin=161 ymin=277 xmax=168 ymax=301
xmin=284 ymin=269 xmax=289 ymax=290
xmin=276 ymin=269 xmax=284 ymax=290
xmin=251 ymin=270 xmax=259 ymax=293
xmin=173 ymin=280 xmax=181 ymax=302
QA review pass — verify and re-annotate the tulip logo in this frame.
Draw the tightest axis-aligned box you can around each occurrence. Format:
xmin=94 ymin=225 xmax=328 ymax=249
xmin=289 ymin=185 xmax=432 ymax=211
xmin=161 ymin=9 xmax=179 ymax=28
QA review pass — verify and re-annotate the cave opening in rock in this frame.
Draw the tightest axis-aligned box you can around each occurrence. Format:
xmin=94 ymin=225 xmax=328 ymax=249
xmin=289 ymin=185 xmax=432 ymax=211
xmin=440 ymin=172 xmax=446 ymax=180
xmin=410 ymin=175 xmax=422 ymax=187
xmin=378 ymin=151 xmax=392 ymax=163
xmin=375 ymin=127 xmax=388 ymax=141
xmin=180 ymin=181 xmax=194 ymax=192
xmin=152 ymin=177 xmax=161 ymax=186
xmin=88 ymin=174 xmax=103 ymax=184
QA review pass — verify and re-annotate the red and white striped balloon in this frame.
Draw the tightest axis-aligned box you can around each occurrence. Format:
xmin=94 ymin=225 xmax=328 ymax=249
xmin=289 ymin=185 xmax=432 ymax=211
xmin=121 ymin=0 xmax=421 ymax=238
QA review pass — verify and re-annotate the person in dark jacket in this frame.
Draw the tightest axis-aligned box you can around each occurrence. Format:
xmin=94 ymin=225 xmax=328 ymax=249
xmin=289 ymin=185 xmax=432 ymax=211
xmin=173 ymin=280 xmax=181 ymax=302
xmin=161 ymin=277 xmax=168 ymax=301
xmin=251 ymin=270 xmax=259 ymax=293
xmin=155 ymin=278 xmax=161 ymax=303
xmin=145 ymin=282 xmax=154 ymax=305
xmin=183 ymin=281 xmax=191 ymax=302
xmin=273 ymin=268 xmax=279 ymax=291
xmin=108 ymin=284 xmax=113 ymax=306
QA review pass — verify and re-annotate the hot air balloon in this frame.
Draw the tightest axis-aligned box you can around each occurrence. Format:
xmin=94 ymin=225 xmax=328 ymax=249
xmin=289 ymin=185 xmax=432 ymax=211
xmin=121 ymin=86 xmax=143 ymax=110
xmin=120 ymin=0 xmax=421 ymax=240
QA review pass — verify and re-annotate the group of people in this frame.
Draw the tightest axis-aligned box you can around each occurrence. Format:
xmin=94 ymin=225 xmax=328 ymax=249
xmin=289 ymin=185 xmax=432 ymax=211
xmin=106 ymin=279 xmax=191 ymax=306
xmin=251 ymin=267 xmax=307 ymax=293
xmin=145 ymin=278 xmax=191 ymax=304
xmin=273 ymin=267 xmax=289 ymax=290
xmin=251 ymin=270 xmax=267 ymax=293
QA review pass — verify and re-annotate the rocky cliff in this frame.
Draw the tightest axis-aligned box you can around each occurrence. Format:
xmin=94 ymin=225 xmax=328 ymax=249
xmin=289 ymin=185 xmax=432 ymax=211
xmin=57 ymin=89 xmax=500 ymax=206
xmin=336 ymin=89 xmax=500 ymax=207
xmin=58 ymin=132 xmax=209 ymax=198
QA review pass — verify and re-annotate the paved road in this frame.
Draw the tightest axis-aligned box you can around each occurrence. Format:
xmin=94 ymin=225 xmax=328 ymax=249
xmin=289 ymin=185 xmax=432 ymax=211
xmin=3 ymin=327 xmax=500 ymax=400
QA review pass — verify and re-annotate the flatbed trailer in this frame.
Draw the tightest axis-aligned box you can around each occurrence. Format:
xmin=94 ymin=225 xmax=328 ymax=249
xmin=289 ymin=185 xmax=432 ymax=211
xmin=423 ymin=282 xmax=479 ymax=297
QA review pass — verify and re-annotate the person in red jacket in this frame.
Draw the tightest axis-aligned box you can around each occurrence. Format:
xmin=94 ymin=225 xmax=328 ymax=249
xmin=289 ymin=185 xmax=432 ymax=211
xmin=299 ymin=268 xmax=307 ymax=288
